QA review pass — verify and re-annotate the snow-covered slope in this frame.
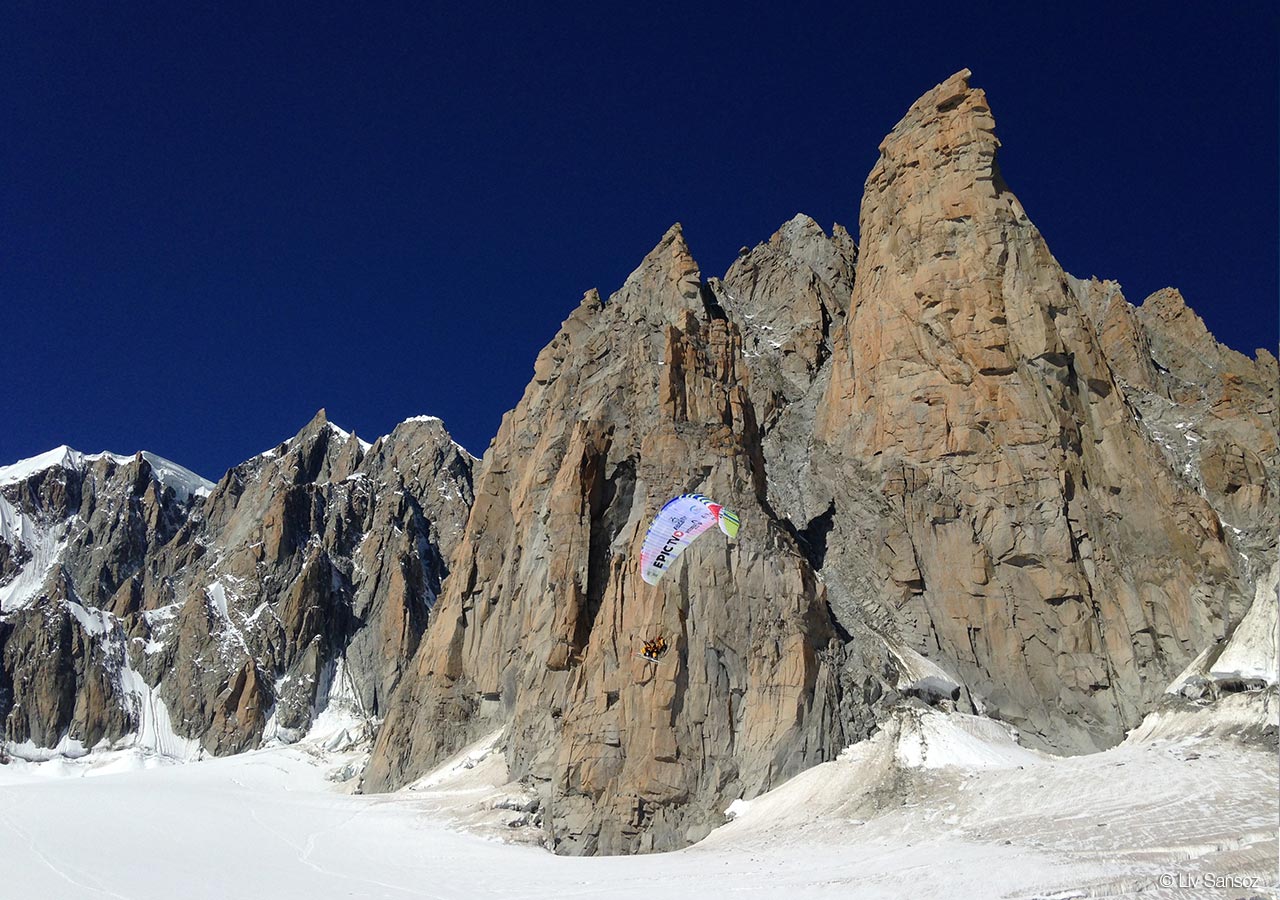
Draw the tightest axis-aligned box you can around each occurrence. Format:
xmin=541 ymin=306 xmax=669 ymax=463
xmin=0 ymin=492 xmax=69 ymax=612
xmin=1125 ymin=561 xmax=1279 ymax=746
xmin=1162 ymin=561 xmax=1277 ymax=697
xmin=704 ymin=706 xmax=1277 ymax=898
xmin=2 ymin=703 xmax=1274 ymax=900
xmin=1207 ymin=561 xmax=1279 ymax=685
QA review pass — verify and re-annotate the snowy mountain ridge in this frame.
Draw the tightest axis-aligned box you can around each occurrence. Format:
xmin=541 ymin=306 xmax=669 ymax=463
xmin=0 ymin=408 xmax=475 ymax=765
xmin=0 ymin=445 xmax=213 ymax=613
xmin=0 ymin=444 xmax=215 ymax=501
xmin=252 ymin=414 xmax=475 ymax=466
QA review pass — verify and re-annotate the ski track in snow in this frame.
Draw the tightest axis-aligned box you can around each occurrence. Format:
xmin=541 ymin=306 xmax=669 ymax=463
xmin=0 ymin=806 xmax=133 ymax=900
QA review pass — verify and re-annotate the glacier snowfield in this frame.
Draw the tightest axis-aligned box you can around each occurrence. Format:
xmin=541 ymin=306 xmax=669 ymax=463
xmin=2 ymin=707 xmax=1274 ymax=899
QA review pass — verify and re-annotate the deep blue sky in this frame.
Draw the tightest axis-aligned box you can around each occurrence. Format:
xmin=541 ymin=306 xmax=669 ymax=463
xmin=3 ymin=4 xmax=1276 ymax=479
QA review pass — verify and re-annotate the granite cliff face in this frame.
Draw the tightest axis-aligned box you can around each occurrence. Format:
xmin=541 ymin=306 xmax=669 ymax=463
xmin=1080 ymin=281 xmax=1277 ymax=572
xmin=363 ymin=225 xmax=895 ymax=853
xmin=363 ymin=69 xmax=1273 ymax=852
xmin=807 ymin=70 xmax=1253 ymax=753
xmin=0 ymin=414 xmax=473 ymax=755
xmin=1 ymin=69 xmax=1273 ymax=858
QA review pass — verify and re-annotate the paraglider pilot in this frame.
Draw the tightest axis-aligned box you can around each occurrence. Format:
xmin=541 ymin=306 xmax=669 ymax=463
xmin=641 ymin=636 xmax=669 ymax=660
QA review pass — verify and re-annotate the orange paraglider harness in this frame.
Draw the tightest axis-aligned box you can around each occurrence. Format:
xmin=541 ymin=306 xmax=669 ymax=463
xmin=640 ymin=636 xmax=669 ymax=661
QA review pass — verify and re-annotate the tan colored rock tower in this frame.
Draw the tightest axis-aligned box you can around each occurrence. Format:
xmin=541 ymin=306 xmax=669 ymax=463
xmin=364 ymin=70 xmax=1270 ymax=853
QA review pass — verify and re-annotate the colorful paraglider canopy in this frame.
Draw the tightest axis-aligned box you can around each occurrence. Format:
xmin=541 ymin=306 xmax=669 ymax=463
xmin=640 ymin=493 xmax=740 ymax=585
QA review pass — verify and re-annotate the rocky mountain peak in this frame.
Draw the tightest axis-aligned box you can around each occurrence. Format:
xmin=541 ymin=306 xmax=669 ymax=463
xmin=361 ymin=213 xmax=870 ymax=854
xmin=356 ymin=74 xmax=1270 ymax=858
xmin=769 ymin=213 xmax=830 ymax=258
xmin=260 ymin=409 xmax=369 ymax=487
xmin=813 ymin=70 xmax=1251 ymax=756
xmin=875 ymin=68 xmax=1001 ymax=184
xmin=747 ymin=214 xmax=857 ymax=299
xmin=1136 ymin=287 xmax=1264 ymax=396
xmin=615 ymin=222 xmax=706 ymax=322
xmin=716 ymin=216 xmax=857 ymax=433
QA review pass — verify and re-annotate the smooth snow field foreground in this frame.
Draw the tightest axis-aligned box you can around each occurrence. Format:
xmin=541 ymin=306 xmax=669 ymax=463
xmin=2 ymin=708 xmax=1276 ymax=900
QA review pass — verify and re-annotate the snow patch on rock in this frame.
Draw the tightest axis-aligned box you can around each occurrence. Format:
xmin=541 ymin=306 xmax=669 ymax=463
xmin=0 ymin=495 xmax=70 ymax=613
xmin=893 ymin=708 xmax=1042 ymax=770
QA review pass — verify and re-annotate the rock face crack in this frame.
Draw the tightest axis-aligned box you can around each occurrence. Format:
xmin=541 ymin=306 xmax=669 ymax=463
xmin=795 ymin=501 xmax=837 ymax=571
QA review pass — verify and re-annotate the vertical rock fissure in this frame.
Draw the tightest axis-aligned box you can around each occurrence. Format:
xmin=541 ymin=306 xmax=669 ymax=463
xmin=579 ymin=457 xmax=636 ymax=652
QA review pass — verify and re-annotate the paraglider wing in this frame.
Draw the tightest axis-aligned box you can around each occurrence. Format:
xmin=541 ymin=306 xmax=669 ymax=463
xmin=640 ymin=494 xmax=739 ymax=585
xmin=716 ymin=507 xmax=740 ymax=539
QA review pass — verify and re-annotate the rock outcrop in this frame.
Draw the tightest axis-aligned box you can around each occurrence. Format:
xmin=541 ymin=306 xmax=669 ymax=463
xmin=1080 ymin=280 xmax=1278 ymax=575
xmin=1 ymin=450 xmax=203 ymax=748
